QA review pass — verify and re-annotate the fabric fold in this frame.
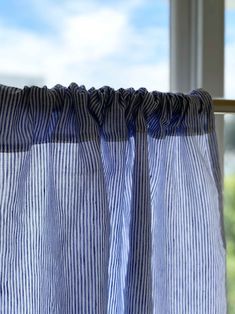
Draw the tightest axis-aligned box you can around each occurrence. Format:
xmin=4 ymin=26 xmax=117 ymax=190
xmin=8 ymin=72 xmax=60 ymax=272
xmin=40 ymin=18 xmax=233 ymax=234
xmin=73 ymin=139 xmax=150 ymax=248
xmin=0 ymin=83 xmax=226 ymax=314
xmin=0 ymin=83 xmax=214 ymax=151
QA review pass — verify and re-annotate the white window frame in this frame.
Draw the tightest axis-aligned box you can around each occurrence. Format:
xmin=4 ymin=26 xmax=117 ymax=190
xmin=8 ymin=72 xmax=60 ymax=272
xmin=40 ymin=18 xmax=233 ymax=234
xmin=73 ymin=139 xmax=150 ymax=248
xmin=170 ymin=0 xmax=224 ymax=175
xmin=169 ymin=0 xmax=226 ymax=203
xmin=170 ymin=0 xmax=226 ymax=298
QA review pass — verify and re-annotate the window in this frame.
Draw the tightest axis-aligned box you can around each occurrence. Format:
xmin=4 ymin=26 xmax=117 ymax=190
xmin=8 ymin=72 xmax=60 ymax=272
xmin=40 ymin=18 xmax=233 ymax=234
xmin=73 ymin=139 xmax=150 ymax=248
xmin=224 ymin=115 xmax=235 ymax=313
xmin=170 ymin=0 xmax=234 ymax=312
xmin=224 ymin=1 xmax=235 ymax=312
xmin=0 ymin=0 xmax=169 ymax=91
xmin=0 ymin=0 xmax=233 ymax=311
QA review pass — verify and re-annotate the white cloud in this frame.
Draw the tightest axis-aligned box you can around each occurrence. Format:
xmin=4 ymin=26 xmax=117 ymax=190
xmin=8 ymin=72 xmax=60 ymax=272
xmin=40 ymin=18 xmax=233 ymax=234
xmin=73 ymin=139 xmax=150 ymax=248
xmin=26 ymin=0 xmax=146 ymax=29
xmin=225 ymin=42 xmax=235 ymax=98
xmin=1 ymin=0 xmax=234 ymax=96
xmin=62 ymin=9 xmax=128 ymax=61
xmin=122 ymin=62 xmax=169 ymax=91
xmin=226 ymin=0 xmax=235 ymax=9
xmin=0 ymin=5 xmax=169 ymax=91
xmin=0 ymin=25 xmax=52 ymax=75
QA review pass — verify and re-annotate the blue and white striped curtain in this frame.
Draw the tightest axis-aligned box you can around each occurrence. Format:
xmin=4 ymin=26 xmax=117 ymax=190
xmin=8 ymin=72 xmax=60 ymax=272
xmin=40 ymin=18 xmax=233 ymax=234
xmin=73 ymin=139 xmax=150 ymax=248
xmin=0 ymin=83 xmax=227 ymax=313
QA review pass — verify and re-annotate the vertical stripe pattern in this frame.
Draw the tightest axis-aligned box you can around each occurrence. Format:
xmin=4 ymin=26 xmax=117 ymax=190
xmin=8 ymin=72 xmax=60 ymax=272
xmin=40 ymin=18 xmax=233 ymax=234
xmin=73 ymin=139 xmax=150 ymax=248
xmin=0 ymin=83 xmax=226 ymax=313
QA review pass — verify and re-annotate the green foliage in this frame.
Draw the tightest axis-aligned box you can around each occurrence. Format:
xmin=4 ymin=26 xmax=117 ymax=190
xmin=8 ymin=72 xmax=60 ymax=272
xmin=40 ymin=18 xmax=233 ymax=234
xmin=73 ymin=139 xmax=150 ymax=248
xmin=224 ymin=175 xmax=235 ymax=313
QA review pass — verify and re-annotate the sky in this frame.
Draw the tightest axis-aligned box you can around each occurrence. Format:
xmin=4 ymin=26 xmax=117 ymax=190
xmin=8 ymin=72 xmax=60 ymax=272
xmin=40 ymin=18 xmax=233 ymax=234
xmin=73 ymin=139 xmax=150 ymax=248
xmin=0 ymin=0 xmax=234 ymax=96
xmin=0 ymin=0 xmax=168 ymax=91
xmin=225 ymin=2 xmax=235 ymax=98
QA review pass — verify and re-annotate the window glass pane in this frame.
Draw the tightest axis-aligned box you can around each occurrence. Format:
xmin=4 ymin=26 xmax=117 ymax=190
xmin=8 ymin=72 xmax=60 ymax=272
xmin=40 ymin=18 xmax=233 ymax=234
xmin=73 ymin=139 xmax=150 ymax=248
xmin=224 ymin=114 xmax=235 ymax=314
xmin=225 ymin=1 xmax=235 ymax=312
xmin=0 ymin=0 xmax=169 ymax=90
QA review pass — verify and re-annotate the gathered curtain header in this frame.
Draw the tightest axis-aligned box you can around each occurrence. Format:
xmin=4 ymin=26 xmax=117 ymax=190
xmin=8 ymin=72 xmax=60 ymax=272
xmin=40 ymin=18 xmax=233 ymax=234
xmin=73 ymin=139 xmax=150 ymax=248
xmin=0 ymin=83 xmax=214 ymax=152
xmin=0 ymin=82 xmax=226 ymax=313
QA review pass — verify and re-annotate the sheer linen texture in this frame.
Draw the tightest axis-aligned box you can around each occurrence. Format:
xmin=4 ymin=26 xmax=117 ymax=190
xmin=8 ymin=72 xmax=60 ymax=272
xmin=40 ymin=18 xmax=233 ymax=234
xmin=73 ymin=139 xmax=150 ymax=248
xmin=0 ymin=83 xmax=226 ymax=313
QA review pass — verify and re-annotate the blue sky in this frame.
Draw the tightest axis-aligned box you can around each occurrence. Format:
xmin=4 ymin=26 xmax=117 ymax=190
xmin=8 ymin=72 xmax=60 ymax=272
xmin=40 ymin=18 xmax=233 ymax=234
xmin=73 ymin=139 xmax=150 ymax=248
xmin=0 ymin=0 xmax=169 ymax=91
xmin=225 ymin=4 xmax=235 ymax=98
xmin=226 ymin=6 xmax=235 ymax=40
xmin=0 ymin=0 xmax=233 ymax=96
xmin=0 ymin=0 xmax=169 ymax=33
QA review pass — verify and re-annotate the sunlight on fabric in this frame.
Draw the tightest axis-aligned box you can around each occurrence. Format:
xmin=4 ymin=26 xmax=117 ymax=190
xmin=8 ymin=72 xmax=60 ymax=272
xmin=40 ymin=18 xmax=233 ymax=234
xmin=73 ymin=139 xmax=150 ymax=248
xmin=0 ymin=133 xmax=226 ymax=312
xmin=0 ymin=83 xmax=227 ymax=312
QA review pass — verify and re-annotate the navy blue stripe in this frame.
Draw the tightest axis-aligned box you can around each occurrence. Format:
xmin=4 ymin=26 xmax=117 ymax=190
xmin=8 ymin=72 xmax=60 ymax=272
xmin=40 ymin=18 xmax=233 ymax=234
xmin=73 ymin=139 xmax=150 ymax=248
xmin=0 ymin=83 xmax=214 ymax=152
xmin=0 ymin=84 xmax=226 ymax=313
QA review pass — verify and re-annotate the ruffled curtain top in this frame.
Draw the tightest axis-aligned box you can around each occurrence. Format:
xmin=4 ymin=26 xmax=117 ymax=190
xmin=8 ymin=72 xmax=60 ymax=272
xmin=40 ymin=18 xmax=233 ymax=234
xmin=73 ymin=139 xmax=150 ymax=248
xmin=0 ymin=83 xmax=214 ymax=152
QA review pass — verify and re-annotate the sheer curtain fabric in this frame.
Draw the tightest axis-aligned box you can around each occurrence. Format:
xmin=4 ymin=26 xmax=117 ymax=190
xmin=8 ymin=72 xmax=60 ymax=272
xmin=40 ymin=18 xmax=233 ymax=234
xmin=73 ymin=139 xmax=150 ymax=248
xmin=0 ymin=83 xmax=226 ymax=313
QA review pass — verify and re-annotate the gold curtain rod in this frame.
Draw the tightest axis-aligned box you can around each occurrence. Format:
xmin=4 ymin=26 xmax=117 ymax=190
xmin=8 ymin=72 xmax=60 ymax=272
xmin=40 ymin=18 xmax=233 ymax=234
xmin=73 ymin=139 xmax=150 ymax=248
xmin=213 ymin=99 xmax=235 ymax=114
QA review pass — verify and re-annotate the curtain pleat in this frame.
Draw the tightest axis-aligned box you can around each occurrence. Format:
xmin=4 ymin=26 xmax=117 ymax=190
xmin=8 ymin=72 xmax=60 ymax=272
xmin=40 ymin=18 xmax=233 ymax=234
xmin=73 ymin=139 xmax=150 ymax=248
xmin=0 ymin=83 xmax=226 ymax=313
